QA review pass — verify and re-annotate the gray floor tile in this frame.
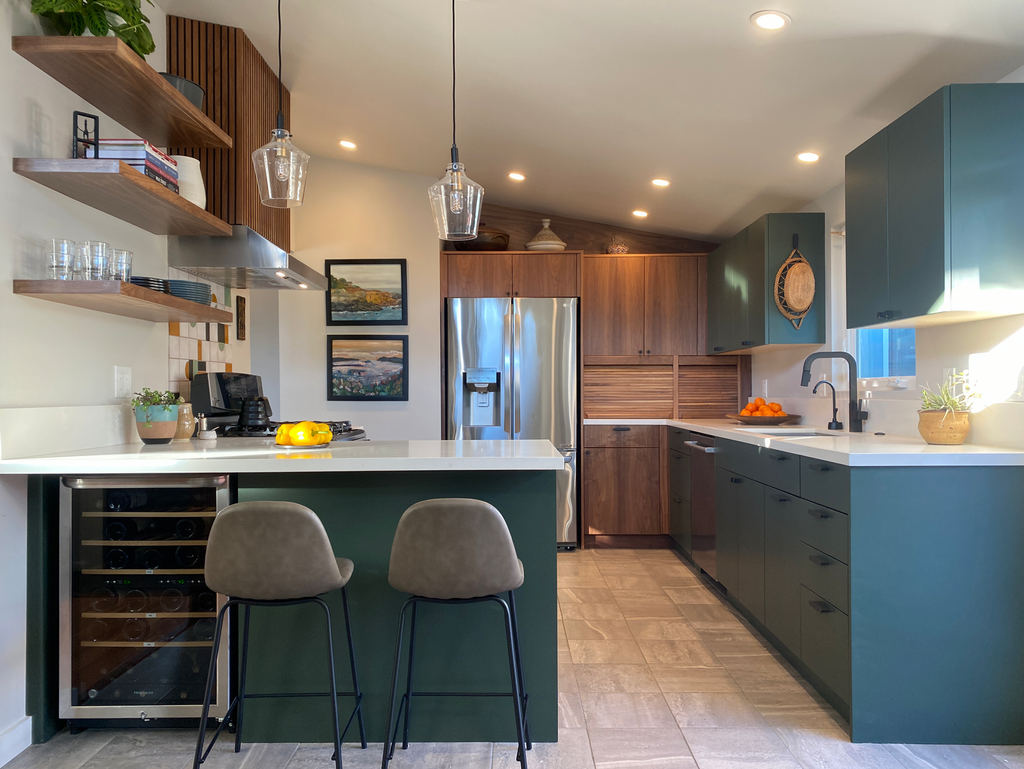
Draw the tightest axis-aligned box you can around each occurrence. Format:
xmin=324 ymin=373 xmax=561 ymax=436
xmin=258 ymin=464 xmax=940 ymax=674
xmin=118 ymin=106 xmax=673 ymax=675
xmin=492 ymin=729 xmax=594 ymax=769
xmin=682 ymin=727 xmax=803 ymax=768
xmin=885 ymin=744 xmax=1009 ymax=769
xmin=286 ymin=743 xmax=379 ymax=769
xmin=77 ymin=731 xmax=196 ymax=769
xmin=776 ymin=724 xmax=910 ymax=769
xmin=3 ymin=730 xmax=115 ymax=769
xmin=664 ymin=692 xmax=768 ymax=728
xmin=588 ymin=727 xmax=696 ymax=768
xmin=579 ymin=692 xmax=677 ymax=730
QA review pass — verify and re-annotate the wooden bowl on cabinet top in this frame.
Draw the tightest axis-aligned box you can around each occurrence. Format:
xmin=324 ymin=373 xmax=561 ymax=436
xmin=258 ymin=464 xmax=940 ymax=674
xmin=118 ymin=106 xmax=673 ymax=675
xmin=727 ymin=414 xmax=802 ymax=426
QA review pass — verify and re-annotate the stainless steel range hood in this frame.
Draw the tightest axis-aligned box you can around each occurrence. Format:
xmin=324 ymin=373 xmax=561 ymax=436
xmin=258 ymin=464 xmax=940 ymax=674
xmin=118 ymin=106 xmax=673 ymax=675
xmin=168 ymin=225 xmax=327 ymax=291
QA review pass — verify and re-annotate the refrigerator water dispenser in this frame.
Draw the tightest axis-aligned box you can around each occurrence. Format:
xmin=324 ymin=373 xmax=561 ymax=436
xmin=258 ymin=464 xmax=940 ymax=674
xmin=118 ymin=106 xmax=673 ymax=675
xmin=464 ymin=368 xmax=500 ymax=426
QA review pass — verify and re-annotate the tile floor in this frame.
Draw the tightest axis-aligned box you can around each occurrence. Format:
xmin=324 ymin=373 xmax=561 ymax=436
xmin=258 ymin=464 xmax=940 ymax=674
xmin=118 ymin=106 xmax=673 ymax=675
xmin=8 ymin=548 xmax=1024 ymax=769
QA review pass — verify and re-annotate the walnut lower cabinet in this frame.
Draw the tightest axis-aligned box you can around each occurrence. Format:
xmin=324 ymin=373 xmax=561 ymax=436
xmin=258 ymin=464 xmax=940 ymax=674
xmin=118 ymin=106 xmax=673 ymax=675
xmin=583 ymin=425 xmax=661 ymax=535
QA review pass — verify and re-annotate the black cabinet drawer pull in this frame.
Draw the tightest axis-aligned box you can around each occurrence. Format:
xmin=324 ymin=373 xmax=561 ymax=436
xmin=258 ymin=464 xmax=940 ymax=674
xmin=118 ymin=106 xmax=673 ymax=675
xmin=729 ymin=477 xmax=742 ymax=484
xmin=807 ymin=509 xmax=830 ymax=520
xmin=768 ymin=493 xmax=790 ymax=503
xmin=809 ymin=600 xmax=832 ymax=613
xmin=807 ymin=463 xmax=831 ymax=472
xmin=713 ymin=346 xmax=725 ymax=352
xmin=741 ymin=340 xmax=754 ymax=346
xmin=612 ymin=427 xmax=631 ymax=432
xmin=768 ymin=453 xmax=787 ymax=461
xmin=672 ymin=494 xmax=683 ymax=504
xmin=808 ymin=554 xmax=831 ymax=566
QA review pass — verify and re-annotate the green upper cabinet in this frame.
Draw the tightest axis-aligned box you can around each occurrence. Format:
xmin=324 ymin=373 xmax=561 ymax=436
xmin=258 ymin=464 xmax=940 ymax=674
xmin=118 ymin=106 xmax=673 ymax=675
xmin=705 ymin=213 xmax=826 ymax=354
xmin=846 ymin=84 xmax=1024 ymax=329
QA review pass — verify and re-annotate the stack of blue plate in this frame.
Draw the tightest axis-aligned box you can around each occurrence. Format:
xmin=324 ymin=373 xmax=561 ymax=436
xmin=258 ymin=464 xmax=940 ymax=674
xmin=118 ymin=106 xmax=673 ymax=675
xmin=131 ymin=276 xmax=170 ymax=293
xmin=168 ymin=280 xmax=211 ymax=305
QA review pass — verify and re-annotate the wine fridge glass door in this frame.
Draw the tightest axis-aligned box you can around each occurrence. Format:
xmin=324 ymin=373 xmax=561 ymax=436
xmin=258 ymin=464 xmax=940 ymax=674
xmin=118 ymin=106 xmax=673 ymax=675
xmin=59 ymin=475 xmax=230 ymax=720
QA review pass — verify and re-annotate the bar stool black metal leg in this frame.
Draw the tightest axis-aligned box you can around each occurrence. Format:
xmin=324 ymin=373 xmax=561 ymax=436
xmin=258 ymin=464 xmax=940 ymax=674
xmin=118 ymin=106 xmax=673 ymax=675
xmin=381 ymin=599 xmax=413 ymax=769
xmin=497 ymin=597 xmax=528 ymax=769
xmin=507 ymin=590 xmax=531 ymax=751
xmin=233 ymin=604 xmax=252 ymax=753
xmin=314 ymin=598 xmax=344 ymax=769
xmin=340 ymin=586 xmax=367 ymax=749
xmin=193 ymin=600 xmax=232 ymax=769
xmin=401 ymin=601 xmax=419 ymax=750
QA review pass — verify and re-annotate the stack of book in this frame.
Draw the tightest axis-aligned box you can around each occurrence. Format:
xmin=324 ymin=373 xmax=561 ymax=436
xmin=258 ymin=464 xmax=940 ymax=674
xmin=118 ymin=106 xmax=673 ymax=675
xmin=86 ymin=140 xmax=179 ymax=193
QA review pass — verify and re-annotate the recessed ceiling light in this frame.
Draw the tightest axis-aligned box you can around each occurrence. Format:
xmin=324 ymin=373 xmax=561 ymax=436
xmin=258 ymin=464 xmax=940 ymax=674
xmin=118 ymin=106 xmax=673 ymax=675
xmin=633 ymin=210 xmax=648 ymax=218
xmin=339 ymin=140 xmax=357 ymax=150
xmin=797 ymin=152 xmax=820 ymax=162
xmin=508 ymin=172 xmax=526 ymax=181
xmin=275 ymin=271 xmax=287 ymax=277
xmin=751 ymin=10 xmax=791 ymax=29
xmin=299 ymin=283 xmax=308 ymax=289
xmin=651 ymin=179 xmax=670 ymax=187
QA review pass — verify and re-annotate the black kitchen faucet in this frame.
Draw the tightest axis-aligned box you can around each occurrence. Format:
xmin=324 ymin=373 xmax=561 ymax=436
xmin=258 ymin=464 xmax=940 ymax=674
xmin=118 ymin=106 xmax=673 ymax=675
xmin=800 ymin=351 xmax=869 ymax=432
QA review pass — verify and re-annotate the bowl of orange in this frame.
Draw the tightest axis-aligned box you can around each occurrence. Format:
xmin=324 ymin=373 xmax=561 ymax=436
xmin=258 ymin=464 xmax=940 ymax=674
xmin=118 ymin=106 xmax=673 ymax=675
xmin=728 ymin=398 xmax=801 ymax=425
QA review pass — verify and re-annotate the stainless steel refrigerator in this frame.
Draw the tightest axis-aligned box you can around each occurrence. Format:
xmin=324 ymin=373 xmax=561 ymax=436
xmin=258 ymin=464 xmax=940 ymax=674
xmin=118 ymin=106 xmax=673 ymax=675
xmin=447 ymin=297 xmax=579 ymax=548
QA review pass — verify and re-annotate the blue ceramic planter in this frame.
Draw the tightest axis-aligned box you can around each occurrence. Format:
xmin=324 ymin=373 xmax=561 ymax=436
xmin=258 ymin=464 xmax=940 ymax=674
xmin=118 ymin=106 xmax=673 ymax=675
xmin=135 ymin=404 xmax=179 ymax=445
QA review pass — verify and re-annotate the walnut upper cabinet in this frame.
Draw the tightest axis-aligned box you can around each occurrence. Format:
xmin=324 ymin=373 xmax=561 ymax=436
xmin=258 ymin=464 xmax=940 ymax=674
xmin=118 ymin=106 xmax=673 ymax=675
xmin=583 ymin=254 xmax=702 ymax=357
xmin=445 ymin=251 xmax=579 ymax=298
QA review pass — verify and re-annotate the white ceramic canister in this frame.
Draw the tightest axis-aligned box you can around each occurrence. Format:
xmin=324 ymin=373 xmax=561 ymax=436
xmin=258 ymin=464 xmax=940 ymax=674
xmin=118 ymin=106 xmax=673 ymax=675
xmin=171 ymin=155 xmax=207 ymax=210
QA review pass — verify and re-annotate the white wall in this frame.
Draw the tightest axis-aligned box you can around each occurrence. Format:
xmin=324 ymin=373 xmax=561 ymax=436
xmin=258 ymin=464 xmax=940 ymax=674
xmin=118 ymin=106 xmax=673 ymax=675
xmin=284 ymin=157 xmax=442 ymax=439
xmin=0 ymin=5 xmax=169 ymax=763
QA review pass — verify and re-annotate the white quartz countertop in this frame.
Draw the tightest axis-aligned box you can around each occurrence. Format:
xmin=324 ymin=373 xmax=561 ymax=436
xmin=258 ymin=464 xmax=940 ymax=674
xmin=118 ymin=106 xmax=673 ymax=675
xmin=584 ymin=418 xmax=1024 ymax=467
xmin=0 ymin=439 xmax=566 ymax=475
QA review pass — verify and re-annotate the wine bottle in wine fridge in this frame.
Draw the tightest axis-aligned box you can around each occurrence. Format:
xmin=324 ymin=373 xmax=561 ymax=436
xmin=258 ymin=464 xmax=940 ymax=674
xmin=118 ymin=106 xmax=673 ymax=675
xmin=61 ymin=475 xmax=229 ymax=723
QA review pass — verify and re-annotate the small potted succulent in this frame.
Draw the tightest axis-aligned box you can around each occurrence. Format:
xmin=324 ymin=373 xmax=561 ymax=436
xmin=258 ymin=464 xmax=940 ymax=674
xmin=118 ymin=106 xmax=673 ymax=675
xmin=131 ymin=388 xmax=179 ymax=445
xmin=918 ymin=370 xmax=979 ymax=445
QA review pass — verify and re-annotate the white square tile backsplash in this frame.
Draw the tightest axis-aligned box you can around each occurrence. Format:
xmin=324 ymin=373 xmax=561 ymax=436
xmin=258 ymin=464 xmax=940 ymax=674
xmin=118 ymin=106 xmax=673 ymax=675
xmin=167 ymin=268 xmax=234 ymax=399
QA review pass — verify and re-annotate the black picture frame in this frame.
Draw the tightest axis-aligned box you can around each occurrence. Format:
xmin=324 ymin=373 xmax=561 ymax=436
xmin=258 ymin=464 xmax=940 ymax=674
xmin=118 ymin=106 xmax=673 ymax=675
xmin=325 ymin=259 xmax=408 ymax=326
xmin=327 ymin=334 xmax=409 ymax=401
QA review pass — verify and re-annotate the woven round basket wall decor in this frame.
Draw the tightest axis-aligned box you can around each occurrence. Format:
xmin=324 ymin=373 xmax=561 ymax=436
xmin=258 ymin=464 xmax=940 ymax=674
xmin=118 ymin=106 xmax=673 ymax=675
xmin=774 ymin=248 xmax=815 ymax=329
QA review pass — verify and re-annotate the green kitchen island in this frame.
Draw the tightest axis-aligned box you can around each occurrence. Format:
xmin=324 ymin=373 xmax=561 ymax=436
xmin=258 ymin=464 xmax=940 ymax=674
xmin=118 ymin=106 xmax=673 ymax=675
xmin=6 ymin=439 xmax=563 ymax=745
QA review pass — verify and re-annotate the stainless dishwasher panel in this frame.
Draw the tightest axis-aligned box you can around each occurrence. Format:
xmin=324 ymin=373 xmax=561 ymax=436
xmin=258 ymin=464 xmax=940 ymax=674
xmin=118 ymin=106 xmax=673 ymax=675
xmin=686 ymin=435 xmax=717 ymax=579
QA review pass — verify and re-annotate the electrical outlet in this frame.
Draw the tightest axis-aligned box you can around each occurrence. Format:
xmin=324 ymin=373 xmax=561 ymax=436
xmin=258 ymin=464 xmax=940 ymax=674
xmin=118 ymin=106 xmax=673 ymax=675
xmin=114 ymin=366 xmax=132 ymax=399
xmin=761 ymin=379 xmax=769 ymax=398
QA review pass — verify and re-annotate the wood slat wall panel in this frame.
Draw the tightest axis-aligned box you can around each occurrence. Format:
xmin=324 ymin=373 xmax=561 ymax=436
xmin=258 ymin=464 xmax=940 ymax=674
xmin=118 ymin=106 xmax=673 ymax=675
xmin=583 ymin=366 xmax=675 ymax=418
xmin=677 ymin=365 xmax=741 ymax=418
xmin=167 ymin=16 xmax=291 ymax=251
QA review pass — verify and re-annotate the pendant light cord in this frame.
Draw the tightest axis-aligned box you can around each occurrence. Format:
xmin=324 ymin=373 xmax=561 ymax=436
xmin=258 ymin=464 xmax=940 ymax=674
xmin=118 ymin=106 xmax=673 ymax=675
xmin=450 ymin=0 xmax=459 ymax=164
xmin=276 ymin=0 xmax=285 ymax=131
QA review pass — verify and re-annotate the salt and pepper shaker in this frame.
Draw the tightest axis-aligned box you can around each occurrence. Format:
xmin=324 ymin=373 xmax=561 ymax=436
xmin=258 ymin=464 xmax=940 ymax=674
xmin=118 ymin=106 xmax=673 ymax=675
xmin=196 ymin=413 xmax=217 ymax=442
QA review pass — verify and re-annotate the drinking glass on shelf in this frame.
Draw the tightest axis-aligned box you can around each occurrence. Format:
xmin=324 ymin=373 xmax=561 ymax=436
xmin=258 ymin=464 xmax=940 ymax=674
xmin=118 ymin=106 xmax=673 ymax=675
xmin=111 ymin=249 xmax=133 ymax=282
xmin=83 ymin=241 xmax=110 ymax=281
xmin=72 ymin=242 xmax=88 ymax=280
xmin=47 ymin=239 xmax=75 ymax=280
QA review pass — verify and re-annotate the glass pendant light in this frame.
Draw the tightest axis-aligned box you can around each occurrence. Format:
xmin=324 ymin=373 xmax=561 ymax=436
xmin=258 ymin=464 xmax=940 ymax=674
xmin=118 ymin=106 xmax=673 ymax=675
xmin=252 ymin=0 xmax=309 ymax=208
xmin=428 ymin=0 xmax=483 ymax=240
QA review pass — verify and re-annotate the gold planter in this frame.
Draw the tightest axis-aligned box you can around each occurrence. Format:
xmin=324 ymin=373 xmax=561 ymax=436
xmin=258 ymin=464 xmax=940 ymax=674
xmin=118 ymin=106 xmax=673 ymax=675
xmin=917 ymin=410 xmax=970 ymax=445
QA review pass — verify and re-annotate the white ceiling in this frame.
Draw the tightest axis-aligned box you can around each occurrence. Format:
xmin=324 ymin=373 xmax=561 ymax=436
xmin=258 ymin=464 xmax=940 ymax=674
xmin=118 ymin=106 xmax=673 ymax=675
xmin=160 ymin=0 xmax=1024 ymax=241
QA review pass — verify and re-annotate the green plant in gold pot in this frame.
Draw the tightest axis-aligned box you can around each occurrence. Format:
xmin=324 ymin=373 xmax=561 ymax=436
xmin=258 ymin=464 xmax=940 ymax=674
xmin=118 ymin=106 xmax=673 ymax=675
xmin=30 ymin=0 xmax=156 ymax=58
xmin=918 ymin=370 xmax=979 ymax=445
xmin=131 ymin=388 xmax=179 ymax=445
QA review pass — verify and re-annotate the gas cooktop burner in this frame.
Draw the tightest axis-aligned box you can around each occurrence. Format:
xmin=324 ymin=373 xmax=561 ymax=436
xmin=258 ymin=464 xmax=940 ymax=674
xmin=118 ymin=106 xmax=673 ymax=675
xmin=220 ymin=420 xmax=364 ymax=440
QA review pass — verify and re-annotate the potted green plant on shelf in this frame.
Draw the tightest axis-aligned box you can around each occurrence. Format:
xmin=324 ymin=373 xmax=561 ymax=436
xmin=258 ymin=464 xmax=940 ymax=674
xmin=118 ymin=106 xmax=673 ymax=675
xmin=131 ymin=388 xmax=179 ymax=445
xmin=918 ymin=370 xmax=980 ymax=445
xmin=30 ymin=0 xmax=156 ymax=57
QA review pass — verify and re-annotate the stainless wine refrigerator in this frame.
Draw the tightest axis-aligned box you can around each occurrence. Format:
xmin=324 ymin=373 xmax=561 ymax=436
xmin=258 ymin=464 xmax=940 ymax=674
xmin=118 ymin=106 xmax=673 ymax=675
xmin=59 ymin=475 xmax=230 ymax=723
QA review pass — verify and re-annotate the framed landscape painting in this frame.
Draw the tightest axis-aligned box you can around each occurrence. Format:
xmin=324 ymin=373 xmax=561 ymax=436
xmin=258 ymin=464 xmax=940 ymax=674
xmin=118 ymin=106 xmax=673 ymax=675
xmin=327 ymin=335 xmax=409 ymax=401
xmin=326 ymin=259 xmax=407 ymax=326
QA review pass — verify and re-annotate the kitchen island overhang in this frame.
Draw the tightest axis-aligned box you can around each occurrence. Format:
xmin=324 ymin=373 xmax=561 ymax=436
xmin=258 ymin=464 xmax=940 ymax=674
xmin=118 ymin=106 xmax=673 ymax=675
xmin=14 ymin=440 xmax=563 ymax=745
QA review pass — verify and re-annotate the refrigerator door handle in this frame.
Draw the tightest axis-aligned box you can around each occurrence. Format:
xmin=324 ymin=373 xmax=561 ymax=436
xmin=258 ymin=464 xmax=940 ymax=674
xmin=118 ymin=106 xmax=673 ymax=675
xmin=503 ymin=310 xmax=513 ymax=435
xmin=513 ymin=310 xmax=522 ymax=436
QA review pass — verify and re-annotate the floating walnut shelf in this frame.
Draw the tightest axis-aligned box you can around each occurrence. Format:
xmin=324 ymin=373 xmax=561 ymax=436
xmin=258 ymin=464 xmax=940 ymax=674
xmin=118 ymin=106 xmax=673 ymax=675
xmin=13 ymin=159 xmax=232 ymax=237
xmin=14 ymin=281 xmax=232 ymax=324
xmin=12 ymin=36 xmax=232 ymax=149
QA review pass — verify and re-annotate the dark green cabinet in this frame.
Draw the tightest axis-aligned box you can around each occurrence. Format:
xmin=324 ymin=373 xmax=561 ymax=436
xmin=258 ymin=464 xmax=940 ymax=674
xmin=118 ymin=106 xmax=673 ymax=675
xmin=669 ymin=447 xmax=691 ymax=554
xmin=706 ymin=212 xmax=825 ymax=354
xmin=735 ymin=476 xmax=765 ymax=623
xmin=763 ymin=489 xmax=802 ymax=655
xmin=846 ymin=129 xmax=889 ymax=330
xmin=800 ymin=586 xmax=851 ymax=704
xmin=846 ymin=83 xmax=1024 ymax=328
xmin=714 ymin=467 xmax=740 ymax=592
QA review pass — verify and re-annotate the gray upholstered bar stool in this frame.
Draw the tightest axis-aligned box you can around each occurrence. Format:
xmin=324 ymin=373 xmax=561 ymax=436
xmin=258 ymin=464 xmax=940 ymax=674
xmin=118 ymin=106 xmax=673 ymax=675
xmin=381 ymin=498 xmax=531 ymax=769
xmin=192 ymin=501 xmax=366 ymax=769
